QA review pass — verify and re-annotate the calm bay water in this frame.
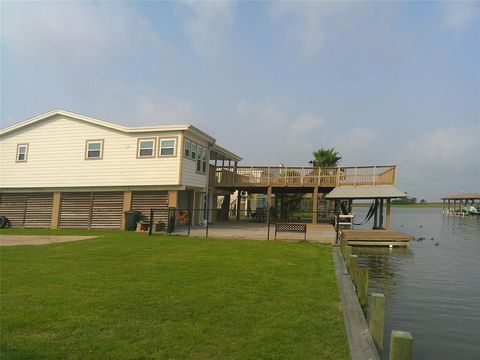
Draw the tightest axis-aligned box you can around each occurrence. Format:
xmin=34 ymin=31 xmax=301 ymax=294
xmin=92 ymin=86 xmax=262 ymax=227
xmin=351 ymin=207 xmax=480 ymax=360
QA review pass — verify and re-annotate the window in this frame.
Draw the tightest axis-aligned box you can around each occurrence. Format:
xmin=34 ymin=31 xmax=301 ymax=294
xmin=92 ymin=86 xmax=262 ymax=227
xmin=196 ymin=146 xmax=202 ymax=172
xmin=137 ymin=138 xmax=156 ymax=158
xmin=191 ymin=142 xmax=197 ymax=159
xmin=159 ymin=138 xmax=176 ymax=156
xmin=184 ymin=138 xmax=191 ymax=157
xmin=16 ymin=144 xmax=28 ymax=162
xmin=85 ymin=140 xmax=103 ymax=160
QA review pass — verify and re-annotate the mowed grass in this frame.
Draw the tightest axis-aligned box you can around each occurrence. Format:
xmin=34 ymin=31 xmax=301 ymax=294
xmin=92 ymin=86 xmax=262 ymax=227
xmin=0 ymin=229 xmax=348 ymax=359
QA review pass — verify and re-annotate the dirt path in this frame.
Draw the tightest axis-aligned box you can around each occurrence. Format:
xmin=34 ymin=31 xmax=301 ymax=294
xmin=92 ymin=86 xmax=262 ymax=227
xmin=0 ymin=235 xmax=98 ymax=246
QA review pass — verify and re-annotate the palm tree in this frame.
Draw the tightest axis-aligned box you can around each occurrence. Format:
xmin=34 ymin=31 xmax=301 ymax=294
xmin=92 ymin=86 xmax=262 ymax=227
xmin=309 ymin=148 xmax=341 ymax=168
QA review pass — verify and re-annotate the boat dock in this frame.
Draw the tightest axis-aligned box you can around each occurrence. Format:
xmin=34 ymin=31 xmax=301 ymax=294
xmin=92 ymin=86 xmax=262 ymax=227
xmin=341 ymin=229 xmax=414 ymax=247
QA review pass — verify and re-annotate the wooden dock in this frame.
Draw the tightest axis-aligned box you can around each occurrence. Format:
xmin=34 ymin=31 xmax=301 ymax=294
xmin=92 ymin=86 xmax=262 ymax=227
xmin=341 ymin=229 xmax=413 ymax=247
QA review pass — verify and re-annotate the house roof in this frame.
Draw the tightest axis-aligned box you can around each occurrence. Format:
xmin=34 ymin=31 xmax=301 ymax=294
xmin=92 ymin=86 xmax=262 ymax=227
xmin=440 ymin=193 xmax=480 ymax=200
xmin=325 ymin=185 xmax=408 ymax=199
xmin=0 ymin=109 xmax=242 ymax=161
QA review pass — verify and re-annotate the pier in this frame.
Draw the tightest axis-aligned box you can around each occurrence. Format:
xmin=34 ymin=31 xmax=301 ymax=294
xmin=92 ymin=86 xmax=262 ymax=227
xmin=341 ymin=229 xmax=414 ymax=247
xmin=441 ymin=193 xmax=480 ymax=216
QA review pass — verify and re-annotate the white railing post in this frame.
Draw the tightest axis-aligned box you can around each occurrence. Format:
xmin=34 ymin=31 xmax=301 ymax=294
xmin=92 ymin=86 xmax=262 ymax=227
xmin=373 ymin=166 xmax=376 ymax=185
xmin=354 ymin=167 xmax=358 ymax=186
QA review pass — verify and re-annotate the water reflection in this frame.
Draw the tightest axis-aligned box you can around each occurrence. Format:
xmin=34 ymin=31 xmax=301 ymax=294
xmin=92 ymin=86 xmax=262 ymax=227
xmin=354 ymin=247 xmax=413 ymax=298
xmin=351 ymin=207 xmax=480 ymax=360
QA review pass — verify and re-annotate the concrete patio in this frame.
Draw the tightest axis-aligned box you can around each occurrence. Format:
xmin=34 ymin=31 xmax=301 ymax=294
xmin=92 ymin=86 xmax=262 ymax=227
xmin=171 ymin=221 xmax=336 ymax=244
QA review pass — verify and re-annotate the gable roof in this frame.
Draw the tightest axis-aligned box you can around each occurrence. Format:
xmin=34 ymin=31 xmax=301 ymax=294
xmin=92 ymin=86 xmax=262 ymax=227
xmin=0 ymin=108 xmax=213 ymax=141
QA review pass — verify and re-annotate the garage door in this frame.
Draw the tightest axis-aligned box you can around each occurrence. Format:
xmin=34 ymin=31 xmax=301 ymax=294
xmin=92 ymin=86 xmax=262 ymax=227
xmin=91 ymin=192 xmax=124 ymax=229
xmin=131 ymin=191 xmax=168 ymax=224
xmin=0 ymin=193 xmax=53 ymax=228
xmin=59 ymin=192 xmax=124 ymax=229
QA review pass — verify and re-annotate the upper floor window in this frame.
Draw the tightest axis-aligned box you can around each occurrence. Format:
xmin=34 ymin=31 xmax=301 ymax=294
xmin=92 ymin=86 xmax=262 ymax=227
xmin=196 ymin=145 xmax=208 ymax=173
xmin=16 ymin=144 xmax=28 ymax=162
xmin=137 ymin=138 xmax=156 ymax=158
xmin=191 ymin=142 xmax=197 ymax=159
xmin=160 ymin=138 xmax=176 ymax=156
xmin=85 ymin=140 xmax=103 ymax=160
xmin=184 ymin=138 xmax=191 ymax=157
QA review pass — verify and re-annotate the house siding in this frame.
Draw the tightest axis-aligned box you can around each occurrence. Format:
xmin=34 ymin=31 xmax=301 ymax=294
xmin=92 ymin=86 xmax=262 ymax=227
xmin=0 ymin=115 xmax=182 ymax=189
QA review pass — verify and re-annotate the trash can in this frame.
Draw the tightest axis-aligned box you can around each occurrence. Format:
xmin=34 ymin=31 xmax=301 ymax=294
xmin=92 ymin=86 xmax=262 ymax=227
xmin=124 ymin=210 xmax=141 ymax=231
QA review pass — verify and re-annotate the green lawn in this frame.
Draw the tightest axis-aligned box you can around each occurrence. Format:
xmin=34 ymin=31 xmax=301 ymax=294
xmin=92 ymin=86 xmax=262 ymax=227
xmin=0 ymin=229 xmax=348 ymax=359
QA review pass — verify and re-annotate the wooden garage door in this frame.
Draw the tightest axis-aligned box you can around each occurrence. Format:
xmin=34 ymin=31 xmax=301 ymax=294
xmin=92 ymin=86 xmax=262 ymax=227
xmin=59 ymin=193 xmax=92 ymax=228
xmin=24 ymin=193 xmax=54 ymax=228
xmin=91 ymin=192 xmax=123 ymax=229
xmin=59 ymin=192 xmax=124 ymax=229
xmin=131 ymin=191 xmax=168 ymax=224
xmin=0 ymin=193 xmax=53 ymax=228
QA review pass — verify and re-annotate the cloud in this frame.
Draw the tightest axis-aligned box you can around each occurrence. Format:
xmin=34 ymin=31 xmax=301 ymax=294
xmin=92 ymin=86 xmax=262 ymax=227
xmin=1 ymin=2 xmax=173 ymax=66
xmin=402 ymin=127 xmax=477 ymax=172
xmin=442 ymin=2 xmax=479 ymax=34
xmin=397 ymin=127 xmax=479 ymax=199
xmin=181 ymin=1 xmax=235 ymax=59
xmin=234 ymin=101 xmax=324 ymax=164
xmin=332 ymin=128 xmax=379 ymax=165
xmin=268 ymin=2 xmax=350 ymax=58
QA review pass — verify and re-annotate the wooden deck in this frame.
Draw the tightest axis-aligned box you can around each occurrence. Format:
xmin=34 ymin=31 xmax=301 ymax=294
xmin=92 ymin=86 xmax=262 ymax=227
xmin=213 ymin=165 xmax=396 ymax=189
xmin=341 ymin=229 xmax=414 ymax=247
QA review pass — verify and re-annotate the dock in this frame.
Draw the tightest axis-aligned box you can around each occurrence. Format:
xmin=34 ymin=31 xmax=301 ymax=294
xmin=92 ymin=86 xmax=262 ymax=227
xmin=341 ymin=229 xmax=414 ymax=247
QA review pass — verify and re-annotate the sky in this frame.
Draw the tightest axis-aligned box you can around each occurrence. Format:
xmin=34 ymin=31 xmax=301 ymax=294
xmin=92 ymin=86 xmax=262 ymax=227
xmin=1 ymin=1 xmax=479 ymax=201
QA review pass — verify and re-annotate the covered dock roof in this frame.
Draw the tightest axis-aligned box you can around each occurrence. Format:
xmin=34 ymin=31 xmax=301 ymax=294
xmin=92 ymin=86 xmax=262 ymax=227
xmin=440 ymin=193 xmax=480 ymax=200
xmin=325 ymin=185 xmax=407 ymax=199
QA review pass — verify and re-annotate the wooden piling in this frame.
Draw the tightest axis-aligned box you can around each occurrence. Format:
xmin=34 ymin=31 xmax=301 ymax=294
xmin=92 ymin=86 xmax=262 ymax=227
xmin=368 ymin=293 xmax=385 ymax=354
xmin=389 ymin=330 xmax=413 ymax=360
xmin=357 ymin=268 xmax=368 ymax=309
xmin=340 ymin=237 xmax=347 ymax=259
xmin=349 ymin=255 xmax=359 ymax=284
xmin=345 ymin=246 xmax=352 ymax=272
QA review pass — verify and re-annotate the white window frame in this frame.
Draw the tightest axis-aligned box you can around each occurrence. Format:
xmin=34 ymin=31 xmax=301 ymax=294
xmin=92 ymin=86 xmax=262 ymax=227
xmin=184 ymin=138 xmax=191 ymax=158
xmin=85 ymin=140 xmax=104 ymax=160
xmin=191 ymin=142 xmax=197 ymax=160
xmin=137 ymin=138 xmax=156 ymax=158
xmin=16 ymin=144 xmax=28 ymax=163
xmin=159 ymin=137 xmax=177 ymax=157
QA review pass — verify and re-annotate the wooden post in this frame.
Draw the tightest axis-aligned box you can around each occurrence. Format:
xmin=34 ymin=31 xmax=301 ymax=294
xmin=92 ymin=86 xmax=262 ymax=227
xmin=379 ymin=198 xmax=384 ymax=228
xmin=50 ymin=192 xmax=62 ymax=229
xmin=368 ymin=293 xmax=385 ymax=354
xmin=340 ymin=237 xmax=347 ymax=258
xmin=349 ymin=255 xmax=359 ymax=284
xmin=236 ymin=192 xmax=241 ymax=221
xmin=386 ymin=199 xmax=391 ymax=228
xmin=357 ymin=268 xmax=368 ymax=309
xmin=373 ymin=199 xmax=379 ymax=229
xmin=345 ymin=245 xmax=352 ymax=266
xmin=120 ymin=191 xmax=133 ymax=230
xmin=233 ymin=161 xmax=238 ymax=185
xmin=267 ymin=186 xmax=273 ymax=209
xmin=389 ymin=331 xmax=413 ymax=360
xmin=312 ymin=187 xmax=318 ymax=224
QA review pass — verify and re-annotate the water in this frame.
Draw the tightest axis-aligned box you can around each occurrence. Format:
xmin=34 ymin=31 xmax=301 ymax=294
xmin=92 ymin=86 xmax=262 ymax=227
xmin=351 ymin=207 xmax=480 ymax=360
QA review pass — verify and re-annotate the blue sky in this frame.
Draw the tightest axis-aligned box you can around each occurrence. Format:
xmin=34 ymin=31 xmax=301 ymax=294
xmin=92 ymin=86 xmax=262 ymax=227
xmin=1 ymin=1 xmax=479 ymax=200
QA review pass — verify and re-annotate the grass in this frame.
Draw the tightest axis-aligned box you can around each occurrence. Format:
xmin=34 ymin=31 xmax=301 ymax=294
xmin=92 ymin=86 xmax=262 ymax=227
xmin=0 ymin=229 xmax=349 ymax=359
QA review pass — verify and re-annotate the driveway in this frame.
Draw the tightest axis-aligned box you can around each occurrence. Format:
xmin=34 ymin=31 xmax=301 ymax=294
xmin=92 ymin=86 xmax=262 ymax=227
xmin=0 ymin=235 xmax=98 ymax=246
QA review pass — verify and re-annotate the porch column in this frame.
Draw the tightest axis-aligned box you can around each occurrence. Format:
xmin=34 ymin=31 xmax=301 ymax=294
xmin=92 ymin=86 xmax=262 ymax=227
xmin=50 ymin=192 xmax=62 ymax=229
xmin=267 ymin=186 xmax=273 ymax=209
xmin=168 ymin=190 xmax=178 ymax=208
xmin=236 ymin=191 xmax=241 ymax=220
xmin=385 ymin=199 xmax=391 ymax=228
xmin=379 ymin=198 xmax=384 ymax=229
xmin=120 ymin=191 xmax=132 ymax=230
xmin=312 ymin=187 xmax=318 ymax=223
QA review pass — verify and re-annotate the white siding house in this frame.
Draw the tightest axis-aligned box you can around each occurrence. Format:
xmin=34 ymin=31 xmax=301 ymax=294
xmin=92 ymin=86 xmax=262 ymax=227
xmin=0 ymin=109 xmax=241 ymax=229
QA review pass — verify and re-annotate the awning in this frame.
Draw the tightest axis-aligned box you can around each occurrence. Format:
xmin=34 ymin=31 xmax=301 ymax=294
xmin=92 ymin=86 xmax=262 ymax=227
xmin=440 ymin=193 xmax=480 ymax=200
xmin=325 ymin=185 xmax=407 ymax=199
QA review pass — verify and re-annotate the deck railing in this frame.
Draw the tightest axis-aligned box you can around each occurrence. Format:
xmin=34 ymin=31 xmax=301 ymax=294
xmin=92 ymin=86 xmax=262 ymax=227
xmin=214 ymin=165 xmax=396 ymax=187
